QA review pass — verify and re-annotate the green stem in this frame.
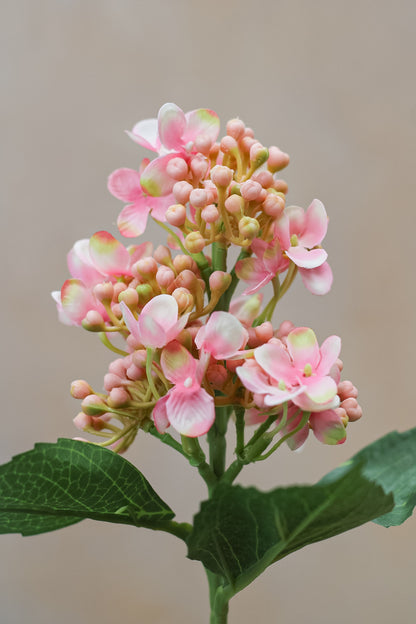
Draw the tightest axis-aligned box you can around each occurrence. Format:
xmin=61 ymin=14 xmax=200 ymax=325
xmin=220 ymin=247 xmax=251 ymax=312
xmin=99 ymin=332 xmax=128 ymax=356
xmin=212 ymin=241 xmax=227 ymax=272
xmin=207 ymin=405 xmax=229 ymax=479
xmin=142 ymin=519 xmax=192 ymax=542
xmin=181 ymin=436 xmax=217 ymax=492
xmin=235 ymin=407 xmax=245 ymax=456
xmin=206 ymin=570 xmax=230 ymax=624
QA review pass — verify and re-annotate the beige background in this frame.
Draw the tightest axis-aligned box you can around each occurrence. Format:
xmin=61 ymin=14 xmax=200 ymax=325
xmin=1 ymin=1 xmax=416 ymax=622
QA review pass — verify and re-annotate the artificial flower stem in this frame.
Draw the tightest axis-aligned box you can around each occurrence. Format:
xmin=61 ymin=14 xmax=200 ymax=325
xmin=278 ymin=262 xmax=298 ymax=300
xmin=140 ymin=519 xmax=192 ymax=542
xmin=235 ymin=407 xmax=245 ymax=456
xmin=255 ymin=411 xmax=311 ymax=461
xmin=147 ymin=424 xmax=188 ymax=458
xmin=254 ymin=276 xmax=280 ymax=325
xmin=207 ymin=405 xmax=229 ymax=478
xmin=145 ymin=348 xmax=161 ymax=400
xmin=206 ymin=570 xmax=231 ymax=624
xmin=181 ymin=435 xmax=217 ymax=492
xmin=220 ymin=248 xmax=251 ymax=312
xmin=98 ymin=333 xmax=128 ymax=356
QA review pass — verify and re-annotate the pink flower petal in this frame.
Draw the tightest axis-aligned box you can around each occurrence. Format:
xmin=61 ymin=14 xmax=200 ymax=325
xmin=67 ymin=239 xmax=105 ymax=287
xmin=195 ymin=312 xmax=248 ymax=359
xmin=284 ymin=409 xmax=310 ymax=450
xmin=140 ymin=154 xmax=177 ymax=197
xmin=229 ymin=294 xmax=263 ymax=326
xmin=294 ymin=376 xmax=338 ymax=411
xmin=120 ymin=301 xmax=141 ymax=343
xmin=153 ymin=394 xmax=170 ymax=433
xmin=309 ymin=410 xmax=346 ymax=445
xmin=107 ymin=168 xmax=143 ymax=202
xmin=316 ymin=335 xmax=342 ymax=377
xmin=285 ymin=246 xmax=327 ymax=269
xmin=254 ymin=343 xmax=299 ymax=386
xmin=60 ymin=279 xmax=97 ymax=325
xmin=183 ymin=108 xmax=220 ymax=146
xmin=301 ymin=199 xmax=328 ymax=248
xmin=89 ymin=231 xmax=131 ymax=276
xmin=137 ymin=314 xmax=167 ymax=349
xmin=158 ymin=103 xmax=186 ymax=151
xmin=161 ymin=341 xmax=196 ymax=384
xmin=286 ymin=327 xmax=320 ymax=370
xmin=117 ymin=201 xmax=150 ymax=238
xmin=236 ymin=362 xmax=278 ymax=394
xmin=127 ymin=118 xmax=160 ymax=152
xmin=166 ymin=386 xmax=215 ymax=437
xmin=128 ymin=241 xmax=154 ymax=264
xmin=286 ymin=206 xmax=306 ymax=238
xmin=299 ymin=262 xmax=333 ymax=295
xmin=141 ymin=294 xmax=179 ymax=329
xmin=274 ymin=212 xmax=291 ymax=250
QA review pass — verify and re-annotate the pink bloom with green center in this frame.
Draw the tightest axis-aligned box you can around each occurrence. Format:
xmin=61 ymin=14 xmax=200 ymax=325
xmin=235 ymin=237 xmax=289 ymax=295
xmin=254 ymin=327 xmax=341 ymax=412
xmin=108 ymin=162 xmax=175 ymax=238
xmin=126 ymin=103 xmax=220 ymax=199
xmin=153 ymin=341 xmax=215 ymax=437
xmin=236 ymin=358 xmax=305 ymax=408
xmin=275 ymin=200 xmax=333 ymax=295
xmin=52 ymin=232 xmax=152 ymax=326
xmin=120 ymin=294 xmax=189 ymax=349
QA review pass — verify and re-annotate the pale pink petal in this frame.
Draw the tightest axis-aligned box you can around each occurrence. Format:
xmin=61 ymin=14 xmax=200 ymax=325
xmin=286 ymin=327 xmax=320 ymax=369
xmin=137 ymin=314 xmax=167 ymax=349
xmin=158 ymin=103 xmax=186 ymax=151
xmin=299 ymin=262 xmax=333 ymax=295
xmin=141 ymin=294 xmax=179 ymax=329
xmin=274 ymin=212 xmax=291 ymax=250
xmin=52 ymin=290 xmax=72 ymax=325
xmin=183 ymin=108 xmax=220 ymax=146
xmin=294 ymin=376 xmax=338 ymax=411
xmin=140 ymin=154 xmax=178 ymax=197
xmin=285 ymin=246 xmax=327 ymax=269
xmin=244 ymin=408 xmax=269 ymax=426
xmin=146 ymin=193 xmax=176 ymax=221
xmin=316 ymin=336 xmax=342 ymax=376
xmin=67 ymin=239 xmax=105 ymax=286
xmin=254 ymin=343 xmax=299 ymax=386
xmin=127 ymin=241 xmax=154 ymax=264
xmin=161 ymin=341 xmax=196 ymax=384
xmin=166 ymin=386 xmax=215 ymax=437
xmin=89 ymin=231 xmax=130 ymax=276
xmin=107 ymin=168 xmax=143 ymax=202
xmin=127 ymin=118 xmax=161 ymax=152
xmin=263 ymin=386 xmax=305 ymax=407
xmin=119 ymin=301 xmax=141 ymax=344
xmin=195 ymin=312 xmax=248 ymax=359
xmin=229 ymin=294 xmax=263 ymax=326
xmin=286 ymin=206 xmax=306 ymax=238
xmin=60 ymin=279 xmax=97 ymax=325
xmin=309 ymin=410 xmax=346 ymax=445
xmin=153 ymin=395 xmax=170 ymax=433
xmin=166 ymin=312 xmax=190 ymax=343
xmin=236 ymin=362 xmax=278 ymax=394
xmin=117 ymin=202 xmax=150 ymax=238
xmin=300 ymin=199 xmax=328 ymax=247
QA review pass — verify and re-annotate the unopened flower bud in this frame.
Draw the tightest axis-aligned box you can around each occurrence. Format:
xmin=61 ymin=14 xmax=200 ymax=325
xmin=240 ymin=180 xmax=264 ymax=202
xmin=226 ymin=358 xmax=245 ymax=373
xmin=184 ymin=232 xmax=205 ymax=253
xmin=206 ymin=364 xmax=228 ymax=390
xmin=82 ymin=311 xmax=105 ymax=332
xmin=81 ymin=395 xmax=108 ymax=416
xmin=190 ymin=154 xmax=209 ymax=180
xmin=136 ymin=283 xmax=154 ymax=305
xmin=156 ymin=265 xmax=176 ymax=288
xmin=341 ymin=397 xmax=362 ymax=422
xmin=131 ymin=349 xmax=146 ymax=368
xmin=210 ymin=165 xmax=234 ymax=188
xmin=338 ymin=380 xmax=358 ymax=401
xmin=220 ymin=135 xmax=238 ymax=154
xmin=166 ymin=157 xmax=189 ymax=181
xmin=273 ymin=179 xmax=289 ymax=194
xmin=334 ymin=407 xmax=349 ymax=427
xmin=73 ymin=412 xmax=93 ymax=430
xmin=226 ymin=118 xmax=245 ymax=140
xmin=189 ymin=188 xmax=208 ymax=208
xmin=194 ymin=134 xmax=213 ymax=155
xmin=224 ymin=194 xmax=244 ymax=215
xmin=113 ymin=282 xmax=127 ymax=300
xmin=250 ymin=143 xmax=269 ymax=169
xmin=108 ymin=358 xmax=128 ymax=377
xmin=239 ymin=216 xmax=260 ymax=240
xmin=126 ymin=363 xmax=146 ymax=381
xmin=263 ymin=191 xmax=285 ymax=217
xmin=71 ymin=380 xmax=93 ymax=399
xmin=93 ymin=282 xmax=114 ymax=302
xmin=244 ymin=127 xmax=254 ymax=138
xmin=173 ymin=254 xmax=194 ymax=273
xmin=171 ymin=287 xmax=194 ymax=313
xmin=209 ymin=271 xmax=232 ymax=293
xmin=173 ymin=180 xmax=193 ymax=204
xmin=133 ymin=257 xmax=158 ymax=278
xmin=153 ymin=244 xmax=173 ymax=266
xmin=110 ymin=302 xmax=122 ymax=319
xmin=107 ymin=387 xmax=131 ymax=408
xmin=104 ymin=373 xmax=124 ymax=392
xmin=267 ymin=146 xmax=290 ymax=173
xmin=255 ymin=322 xmax=274 ymax=344
xmin=201 ymin=204 xmax=219 ymax=223
xmin=118 ymin=287 xmax=139 ymax=308
xmin=252 ymin=170 xmax=274 ymax=188
xmin=176 ymin=269 xmax=197 ymax=290
xmin=166 ymin=203 xmax=187 ymax=227
xmin=275 ymin=320 xmax=295 ymax=340
xmin=240 ymin=136 xmax=256 ymax=153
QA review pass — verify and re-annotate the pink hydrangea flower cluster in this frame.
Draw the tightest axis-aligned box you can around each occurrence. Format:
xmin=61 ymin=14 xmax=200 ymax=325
xmin=54 ymin=103 xmax=361 ymax=456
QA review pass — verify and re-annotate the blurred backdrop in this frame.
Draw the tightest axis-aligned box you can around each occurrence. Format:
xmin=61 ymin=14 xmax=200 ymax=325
xmin=1 ymin=1 xmax=416 ymax=622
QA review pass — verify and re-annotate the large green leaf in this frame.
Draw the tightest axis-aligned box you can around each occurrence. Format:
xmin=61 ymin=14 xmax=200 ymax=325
xmin=320 ymin=427 xmax=416 ymax=527
xmin=187 ymin=464 xmax=393 ymax=592
xmin=0 ymin=438 xmax=174 ymax=536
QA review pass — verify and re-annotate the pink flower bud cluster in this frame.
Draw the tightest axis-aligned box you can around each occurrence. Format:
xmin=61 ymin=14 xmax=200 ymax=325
xmin=53 ymin=103 xmax=361 ymax=455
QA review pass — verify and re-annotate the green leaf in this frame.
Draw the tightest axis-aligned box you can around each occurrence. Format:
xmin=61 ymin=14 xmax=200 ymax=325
xmin=187 ymin=465 xmax=393 ymax=593
xmin=0 ymin=438 xmax=174 ymax=536
xmin=320 ymin=427 xmax=416 ymax=527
